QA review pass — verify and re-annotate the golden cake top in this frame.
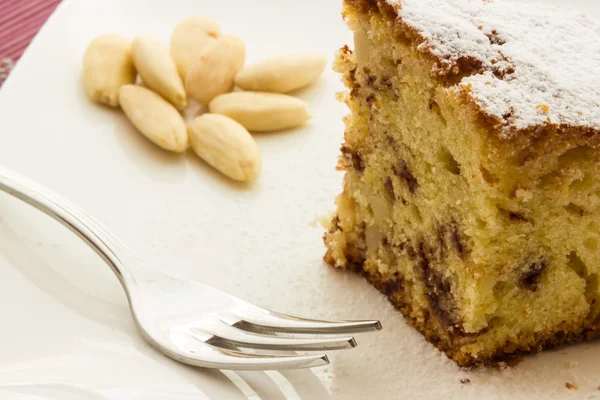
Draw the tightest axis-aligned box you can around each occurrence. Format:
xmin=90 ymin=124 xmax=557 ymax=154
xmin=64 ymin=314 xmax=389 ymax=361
xmin=383 ymin=0 xmax=600 ymax=139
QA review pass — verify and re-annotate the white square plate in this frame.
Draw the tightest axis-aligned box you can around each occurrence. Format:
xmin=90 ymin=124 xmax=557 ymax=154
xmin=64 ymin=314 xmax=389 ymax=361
xmin=0 ymin=0 xmax=599 ymax=398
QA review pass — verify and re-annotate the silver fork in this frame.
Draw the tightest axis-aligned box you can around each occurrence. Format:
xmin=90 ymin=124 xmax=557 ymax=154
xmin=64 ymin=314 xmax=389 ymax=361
xmin=0 ymin=165 xmax=381 ymax=370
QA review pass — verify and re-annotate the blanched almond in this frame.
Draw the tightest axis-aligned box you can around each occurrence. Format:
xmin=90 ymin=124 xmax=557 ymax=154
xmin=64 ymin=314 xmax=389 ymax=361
xmin=82 ymin=34 xmax=136 ymax=107
xmin=131 ymin=36 xmax=188 ymax=110
xmin=235 ymin=54 xmax=327 ymax=93
xmin=209 ymin=92 xmax=310 ymax=132
xmin=170 ymin=16 xmax=221 ymax=79
xmin=188 ymin=114 xmax=261 ymax=181
xmin=185 ymin=35 xmax=246 ymax=105
xmin=353 ymin=30 xmax=371 ymax=68
xmin=119 ymin=85 xmax=188 ymax=152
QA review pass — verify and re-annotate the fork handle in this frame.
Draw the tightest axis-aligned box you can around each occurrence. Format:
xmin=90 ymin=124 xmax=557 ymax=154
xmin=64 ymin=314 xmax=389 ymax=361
xmin=0 ymin=165 xmax=134 ymax=290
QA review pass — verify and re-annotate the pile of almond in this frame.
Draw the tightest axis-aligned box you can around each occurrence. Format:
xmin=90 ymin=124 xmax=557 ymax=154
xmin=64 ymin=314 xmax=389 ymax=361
xmin=82 ymin=17 xmax=326 ymax=181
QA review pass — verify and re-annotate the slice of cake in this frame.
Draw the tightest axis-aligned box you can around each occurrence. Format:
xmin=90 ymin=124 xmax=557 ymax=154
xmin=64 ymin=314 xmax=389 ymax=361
xmin=325 ymin=0 xmax=600 ymax=366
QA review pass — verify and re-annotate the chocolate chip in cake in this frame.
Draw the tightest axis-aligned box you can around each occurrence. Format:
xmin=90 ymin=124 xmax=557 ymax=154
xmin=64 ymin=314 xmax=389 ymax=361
xmin=382 ymin=77 xmax=401 ymax=99
xmin=436 ymin=224 xmax=448 ymax=261
xmin=384 ymin=177 xmax=395 ymax=199
xmin=346 ymin=58 xmax=359 ymax=97
xmin=381 ymin=76 xmax=393 ymax=89
xmin=406 ymin=244 xmax=417 ymax=260
xmin=349 ymin=261 xmax=364 ymax=273
xmin=417 ymin=243 xmax=458 ymax=329
xmin=394 ymin=160 xmax=418 ymax=193
xmin=383 ymin=131 xmax=396 ymax=147
xmin=509 ymin=211 xmax=529 ymax=222
xmin=383 ymin=272 xmax=404 ymax=296
xmin=460 ymin=378 xmax=471 ymax=384
xmin=363 ymin=67 xmax=377 ymax=89
xmin=451 ymin=222 xmax=464 ymax=257
xmin=341 ymin=144 xmax=365 ymax=173
xmin=498 ymin=207 xmax=530 ymax=223
xmin=520 ymin=260 xmax=547 ymax=291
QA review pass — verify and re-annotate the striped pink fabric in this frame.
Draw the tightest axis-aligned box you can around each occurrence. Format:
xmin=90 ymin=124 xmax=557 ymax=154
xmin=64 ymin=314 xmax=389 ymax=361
xmin=0 ymin=0 xmax=62 ymax=87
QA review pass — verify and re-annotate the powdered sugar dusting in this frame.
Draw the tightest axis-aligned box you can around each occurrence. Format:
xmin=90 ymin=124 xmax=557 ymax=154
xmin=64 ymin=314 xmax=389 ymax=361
xmin=386 ymin=0 xmax=600 ymax=136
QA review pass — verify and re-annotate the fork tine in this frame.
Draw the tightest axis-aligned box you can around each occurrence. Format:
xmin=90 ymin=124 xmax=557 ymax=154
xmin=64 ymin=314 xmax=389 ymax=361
xmin=230 ymin=308 xmax=382 ymax=334
xmin=195 ymin=321 xmax=357 ymax=351
xmin=166 ymin=333 xmax=330 ymax=370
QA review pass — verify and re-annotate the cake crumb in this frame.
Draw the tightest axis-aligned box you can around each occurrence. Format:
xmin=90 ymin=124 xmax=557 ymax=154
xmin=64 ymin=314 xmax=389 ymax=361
xmin=311 ymin=212 xmax=334 ymax=229
xmin=565 ymin=382 xmax=578 ymax=391
xmin=460 ymin=378 xmax=471 ymax=384
xmin=515 ymin=188 xmax=533 ymax=202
